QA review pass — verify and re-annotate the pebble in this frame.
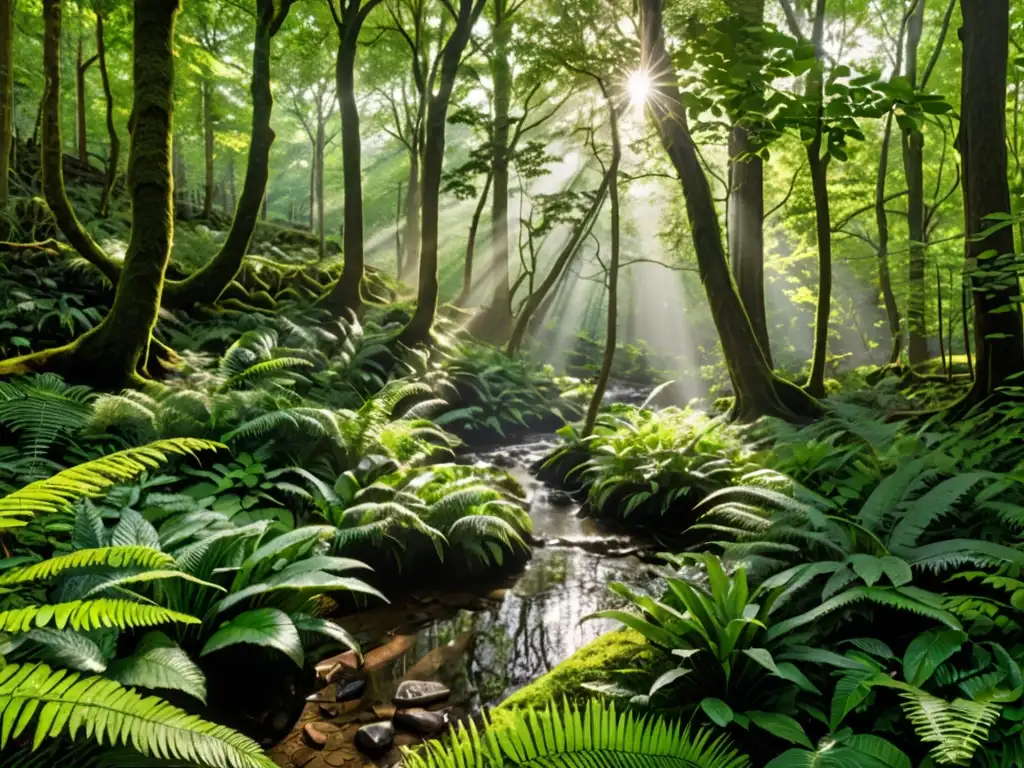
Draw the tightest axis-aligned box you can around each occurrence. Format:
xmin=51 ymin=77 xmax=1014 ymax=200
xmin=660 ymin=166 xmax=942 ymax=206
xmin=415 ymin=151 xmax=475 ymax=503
xmin=303 ymin=723 xmax=328 ymax=749
xmin=354 ymin=722 xmax=395 ymax=757
xmin=393 ymin=680 xmax=451 ymax=708
xmin=393 ymin=708 xmax=449 ymax=735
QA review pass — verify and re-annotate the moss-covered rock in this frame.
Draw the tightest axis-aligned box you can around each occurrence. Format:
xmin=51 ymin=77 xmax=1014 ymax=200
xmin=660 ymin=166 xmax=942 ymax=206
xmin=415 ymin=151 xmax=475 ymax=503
xmin=491 ymin=629 xmax=655 ymax=726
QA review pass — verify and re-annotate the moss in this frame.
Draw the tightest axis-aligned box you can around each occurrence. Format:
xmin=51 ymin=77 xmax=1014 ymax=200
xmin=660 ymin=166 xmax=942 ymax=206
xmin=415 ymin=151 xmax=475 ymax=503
xmin=490 ymin=629 xmax=656 ymax=727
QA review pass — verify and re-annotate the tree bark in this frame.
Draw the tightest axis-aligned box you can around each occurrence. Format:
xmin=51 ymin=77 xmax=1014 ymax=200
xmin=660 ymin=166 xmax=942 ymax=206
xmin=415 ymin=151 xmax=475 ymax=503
xmin=962 ymin=274 xmax=973 ymax=379
xmin=583 ymin=86 xmax=622 ymax=438
xmin=936 ymin=265 xmax=946 ymax=374
xmin=953 ymin=0 xmax=1024 ymax=407
xmin=403 ymin=145 xmax=420 ymax=281
xmin=75 ymin=36 xmax=97 ymax=165
xmin=322 ymin=0 xmax=383 ymax=313
xmin=398 ymin=0 xmax=486 ymax=346
xmin=728 ymin=125 xmax=770 ymax=365
xmin=640 ymin=0 xmax=820 ymax=422
xmin=478 ymin=0 xmax=513 ymax=338
xmin=162 ymin=0 xmax=294 ymax=307
xmin=459 ymin=170 xmax=492 ymax=305
xmin=96 ymin=11 xmax=120 ymax=218
xmin=875 ymin=110 xmax=903 ymax=364
xmin=202 ymin=77 xmax=215 ymax=219
xmin=726 ymin=0 xmax=770 ymax=366
xmin=904 ymin=0 xmax=929 ymax=365
xmin=0 ymin=0 xmax=180 ymax=388
xmin=803 ymin=0 xmax=831 ymax=399
xmin=315 ymin=109 xmax=326 ymax=259
xmin=0 ymin=0 xmax=12 ymax=208
xmin=39 ymin=0 xmax=121 ymax=283
xmin=395 ymin=180 xmax=404 ymax=276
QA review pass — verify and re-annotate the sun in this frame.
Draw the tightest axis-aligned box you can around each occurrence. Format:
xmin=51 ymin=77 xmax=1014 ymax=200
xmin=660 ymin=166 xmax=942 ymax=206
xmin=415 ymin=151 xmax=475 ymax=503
xmin=627 ymin=70 xmax=651 ymax=106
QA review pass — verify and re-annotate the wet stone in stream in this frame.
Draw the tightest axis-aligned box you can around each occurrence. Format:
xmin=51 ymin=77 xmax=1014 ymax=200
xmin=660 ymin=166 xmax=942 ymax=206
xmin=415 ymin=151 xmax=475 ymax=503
xmin=354 ymin=722 xmax=395 ymax=756
xmin=393 ymin=681 xmax=451 ymax=707
xmin=338 ymin=680 xmax=366 ymax=702
xmin=393 ymin=708 xmax=449 ymax=735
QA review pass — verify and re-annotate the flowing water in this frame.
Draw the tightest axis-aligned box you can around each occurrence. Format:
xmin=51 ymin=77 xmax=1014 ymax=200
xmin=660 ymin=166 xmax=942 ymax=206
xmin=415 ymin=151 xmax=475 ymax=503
xmin=342 ymin=438 xmax=658 ymax=713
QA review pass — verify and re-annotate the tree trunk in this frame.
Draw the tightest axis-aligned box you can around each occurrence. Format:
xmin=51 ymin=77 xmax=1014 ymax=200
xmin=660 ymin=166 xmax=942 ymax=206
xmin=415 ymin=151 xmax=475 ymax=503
xmin=727 ymin=125 xmax=770 ymax=365
xmin=0 ymin=0 xmax=12 ymax=208
xmin=75 ymin=36 xmax=89 ymax=164
xmin=507 ymin=171 xmax=611 ymax=355
xmin=936 ymin=265 xmax=946 ymax=374
xmin=316 ymin=111 xmax=326 ymax=259
xmin=875 ymin=110 xmax=903 ymax=364
xmin=395 ymin=180 xmax=403 ymax=276
xmin=399 ymin=0 xmax=484 ymax=346
xmin=725 ymin=0 xmax=769 ymax=366
xmin=39 ymin=0 xmax=120 ymax=283
xmin=162 ymin=0 xmax=293 ymax=307
xmin=479 ymin=0 xmax=513 ymax=339
xmin=640 ymin=0 xmax=820 ymax=422
xmin=323 ymin=0 xmax=382 ymax=313
xmin=803 ymin=0 xmax=831 ymax=399
xmin=97 ymin=12 xmax=120 ymax=218
xmin=904 ymin=0 xmax=929 ymax=365
xmin=459 ymin=170 xmax=492 ymax=305
xmin=0 ymin=0 xmax=180 ymax=388
xmin=954 ymin=0 xmax=1024 ymax=406
xmin=962 ymin=274 xmax=973 ymax=379
xmin=202 ymin=77 xmax=214 ymax=219
xmin=308 ymin=145 xmax=315 ymax=230
xmin=403 ymin=146 xmax=420 ymax=281
xmin=805 ymin=148 xmax=832 ymax=397
xmin=583 ymin=88 xmax=622 ymax=438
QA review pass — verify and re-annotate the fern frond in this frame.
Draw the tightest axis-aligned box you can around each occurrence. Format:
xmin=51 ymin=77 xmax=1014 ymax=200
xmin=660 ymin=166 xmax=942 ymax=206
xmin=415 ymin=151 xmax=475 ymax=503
xmin=0 ymin=599 xmax=199 ymax=633
xmin=0 ymin=662 xmax=272 ymax=767
xmin=899 ymin=689 xmax=1000 ymax=766
xmin=0 ymin=546 xmax=174 ymax=585
xmin=0 ymin=439 xmax=223 ymax=528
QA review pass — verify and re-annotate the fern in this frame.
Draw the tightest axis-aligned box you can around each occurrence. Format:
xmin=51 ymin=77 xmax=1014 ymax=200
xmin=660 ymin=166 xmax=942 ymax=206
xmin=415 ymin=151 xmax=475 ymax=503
xmin=0 ymin=439 xmax=223 ymax=528
xmin=898 ymin=689 xmax=1000 ymax=766
xmin=0 ymin=599 xmax=199 ymax=632
xmin=0 ymin=547 xmax=175 ymax=585
xmin=0 ymin=662 xmax=273 ymax=767
xmin=405 ymin=699 xmax=749 ymax=768
xmin=0 ymin=374 xmax=94 ymax=455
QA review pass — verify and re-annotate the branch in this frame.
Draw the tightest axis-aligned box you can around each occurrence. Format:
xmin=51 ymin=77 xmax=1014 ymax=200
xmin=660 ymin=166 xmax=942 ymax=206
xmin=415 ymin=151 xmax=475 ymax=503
xmin=764 ymin=162 xmax=805 ymax=220
xmin=831 ymin=190 xmax=908 ymax=232
xmin=920 ymin=0 xmax=957 ymax=90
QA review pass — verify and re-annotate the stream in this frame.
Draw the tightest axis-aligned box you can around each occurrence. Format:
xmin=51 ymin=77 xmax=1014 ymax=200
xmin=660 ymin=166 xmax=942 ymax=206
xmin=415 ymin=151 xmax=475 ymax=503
xmin=270 ymin=438 xmax=659 ymax=768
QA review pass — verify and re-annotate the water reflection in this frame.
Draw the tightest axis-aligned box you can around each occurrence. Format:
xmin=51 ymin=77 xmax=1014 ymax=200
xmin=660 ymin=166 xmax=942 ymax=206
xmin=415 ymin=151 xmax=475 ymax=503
xmin=349 ymin=441 xmax=657 ymax=716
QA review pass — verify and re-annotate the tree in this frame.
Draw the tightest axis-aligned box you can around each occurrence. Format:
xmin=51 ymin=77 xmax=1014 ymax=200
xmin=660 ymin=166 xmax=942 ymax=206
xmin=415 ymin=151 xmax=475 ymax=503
xmin=954 ymin=0 xmax=1024 ymax=406
xmin=75 ymin=12 xmax=99 ymax=166
xmin=640 ymin=0 xmax=820 ymax=422
xmin=398 ymin=0 xmax=487 ymax=345
xmin=321 ymin=0 xmax=386 ymax=313
xmin=95 ymin=0 xmax=121 ymax=218
xmin=0 ymin=0 xmax=12 ymax=208
xmin=0 ymin=0 xmax=180 ymax=387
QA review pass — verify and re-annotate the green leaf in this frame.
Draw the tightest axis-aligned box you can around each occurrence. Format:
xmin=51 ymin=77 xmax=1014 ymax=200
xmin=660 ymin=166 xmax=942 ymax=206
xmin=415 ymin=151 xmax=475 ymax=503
xmin=201 ymin=607 xmax=304 ymax=667
xmin=700 ymin=697 xmax=733 ymax=727
xmin=748 ymin=711 xmax=813 ymax=748
xmin=902 ymin=629 xmax=967 ymax=687
xmin=106 ymin=631 xmax=207 ymax=704
xmin=649 ymin=668 xmax=690 ymax=697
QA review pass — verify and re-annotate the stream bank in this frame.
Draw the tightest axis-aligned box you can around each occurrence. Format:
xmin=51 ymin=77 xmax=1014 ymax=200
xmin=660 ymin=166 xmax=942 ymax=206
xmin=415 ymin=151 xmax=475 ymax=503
xmin=268 ymin=439 xmax=661 ymax=768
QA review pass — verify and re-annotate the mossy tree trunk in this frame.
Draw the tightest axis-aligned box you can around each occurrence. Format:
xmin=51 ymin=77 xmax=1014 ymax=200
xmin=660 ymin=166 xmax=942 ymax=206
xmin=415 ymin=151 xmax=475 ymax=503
xmin=322 ymin=0 xmax=384 ymax=313
xmin=0 ymin=0 xmax=12 ymax=208
xmin=398 ymin=0 xmax=487 ymax=346
xmin=0 ymin=0 xmax=180 ymax=388
xmin=201 ymin=77 xmax=215 ymax=219
xmin=76 ymin=35 xmax=97 ymax=165
xmin=640 ymin=0 xmax=821 ymax=423
xmin=39 ymin=0 xmax=121 ymax=283
xmin=96 ymin=9 xmax=120 ymax=219
xmin=162 ymin=0 xmax=295 ymax=308
xmin=952 ymin=0 xmax=1024 ymax=408
xmin=904 ymin=0 xmax=929 ymax=365
xmin=726 ymin=0 xmax=770 ymax=367
xmin=802 ymin=0 xmax=832 ymax=399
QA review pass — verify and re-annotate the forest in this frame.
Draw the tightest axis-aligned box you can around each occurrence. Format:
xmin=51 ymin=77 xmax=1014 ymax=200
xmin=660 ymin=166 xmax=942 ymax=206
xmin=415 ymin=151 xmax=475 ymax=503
xmin=0 ymin=0 xmax=1023 ymax=766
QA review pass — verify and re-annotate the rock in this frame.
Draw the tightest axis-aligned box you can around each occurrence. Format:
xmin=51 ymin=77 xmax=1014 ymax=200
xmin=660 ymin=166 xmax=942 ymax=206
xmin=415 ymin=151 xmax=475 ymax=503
xmin=393 ymin=708 xmax=449 ymax=735
xmin=356 ymin=711 xmax=376 ymax=723
xmin=491 ymin=453 xmax=516 ymax=468
xmin=292 ymin=747 xmax=319 ymax=767
xmin=393 ymin=681 xmax=451 ymax=708
xmin=316 ymin=663 xmax=343 ymax=683
xmin=318 ymin=704 xmax=339 ymax=719
xmin=354 ymin=722 xmax=395 ymax=757
xmin=337 ymin=680 xmax=366 ymax=703
xmin=546 ymin=490 xmax=575 ymax=507
xmin=303 ymin=724 xmax=329 ymax=749
xmin=307 ymin=686 xmax=336 ymax=704
xmin=372 ymin=705 xmax=396 ymax=719
xmin=336 ymin=650 xmax=361 ymax=672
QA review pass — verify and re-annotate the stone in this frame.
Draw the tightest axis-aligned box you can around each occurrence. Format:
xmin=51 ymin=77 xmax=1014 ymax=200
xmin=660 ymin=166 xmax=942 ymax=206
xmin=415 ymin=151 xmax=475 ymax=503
xmin=354 ymin=722 xmax=395 ymax=757
xmin=356 ymin=711 xmax=376 ymax=723
xmin=306 ymin=685 xmax=336 ymax=704
xmin=335 ymin=650 xmax=361 ymax=672
xmin=337 ymin=680 xmax=366 ymax=703
xmin=393 ymin=708 xmax=449 ymax=735
xmin=303 ymin=724 xmax=329 ymax=749
xmin=292 ymin=747 xmax=319 ymax=767
xmin=318 ymin=704 xmax=339 ymax=719
xmin=394 ymin=732 xmax=422 ymax=748
xmin=324 ymin=752 xmax=353 ymax=767
xmin=316 ymin=663 xmax=343 ymax=683
xmin=547 ymin=490 xmax=575 ymax=507
xmin=372 ymin=705 xmax=396 ymax=719
xmin=393 ymin=680 xmax=451 ymax=708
